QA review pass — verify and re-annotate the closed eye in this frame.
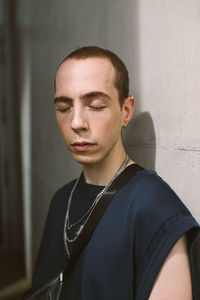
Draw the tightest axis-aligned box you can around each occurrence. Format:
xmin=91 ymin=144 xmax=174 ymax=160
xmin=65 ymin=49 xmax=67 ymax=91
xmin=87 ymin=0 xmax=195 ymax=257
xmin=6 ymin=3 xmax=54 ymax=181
xmin=89 ymin=105 xmax=106 ymax=110
xmin=56 ymin=107 xmax=71 ymax=113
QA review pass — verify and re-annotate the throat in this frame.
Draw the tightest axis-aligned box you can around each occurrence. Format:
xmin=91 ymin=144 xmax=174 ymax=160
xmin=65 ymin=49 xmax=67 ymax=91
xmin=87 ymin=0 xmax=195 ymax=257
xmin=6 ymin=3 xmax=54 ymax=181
xmin=83 ymin=154 xmax=130 ymax=186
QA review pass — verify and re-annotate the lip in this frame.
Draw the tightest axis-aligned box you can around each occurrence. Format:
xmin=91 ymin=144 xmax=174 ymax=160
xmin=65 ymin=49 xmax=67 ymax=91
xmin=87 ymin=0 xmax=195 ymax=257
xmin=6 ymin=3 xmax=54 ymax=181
xmin=71 ymin=142 xmax=96 ymax=152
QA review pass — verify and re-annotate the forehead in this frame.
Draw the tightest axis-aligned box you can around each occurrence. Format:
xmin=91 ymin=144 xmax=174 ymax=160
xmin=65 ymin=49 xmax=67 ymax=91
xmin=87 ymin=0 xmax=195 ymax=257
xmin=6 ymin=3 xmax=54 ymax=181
xmin=55 ymin=57 xmax=116 ymax=96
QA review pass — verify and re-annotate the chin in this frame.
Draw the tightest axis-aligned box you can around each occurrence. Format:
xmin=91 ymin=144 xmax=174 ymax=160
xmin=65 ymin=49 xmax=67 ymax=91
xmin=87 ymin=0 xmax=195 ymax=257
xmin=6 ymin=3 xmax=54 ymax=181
xmin=71 ymin=153 xmax=96 ymax=165
xmin=71 ymin=152 xmax=103 ymax=166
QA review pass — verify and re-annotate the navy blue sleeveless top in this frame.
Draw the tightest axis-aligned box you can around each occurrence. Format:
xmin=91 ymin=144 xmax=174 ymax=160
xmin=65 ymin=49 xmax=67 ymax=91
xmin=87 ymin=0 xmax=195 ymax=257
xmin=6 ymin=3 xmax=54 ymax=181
xmin=33 ymin=170 xmax=200 ymax=299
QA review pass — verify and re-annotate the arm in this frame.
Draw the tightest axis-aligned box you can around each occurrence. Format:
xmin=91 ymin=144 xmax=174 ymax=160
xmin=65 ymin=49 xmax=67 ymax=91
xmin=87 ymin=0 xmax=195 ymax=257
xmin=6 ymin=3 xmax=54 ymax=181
xmin=149 ymin=234 xmax=192 ymax=300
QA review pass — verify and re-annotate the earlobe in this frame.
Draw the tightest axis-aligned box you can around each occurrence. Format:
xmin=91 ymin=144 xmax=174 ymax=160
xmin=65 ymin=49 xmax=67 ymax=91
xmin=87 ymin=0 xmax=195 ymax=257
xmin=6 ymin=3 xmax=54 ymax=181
xmin=122 ymin=95 xmax=135 ymax=127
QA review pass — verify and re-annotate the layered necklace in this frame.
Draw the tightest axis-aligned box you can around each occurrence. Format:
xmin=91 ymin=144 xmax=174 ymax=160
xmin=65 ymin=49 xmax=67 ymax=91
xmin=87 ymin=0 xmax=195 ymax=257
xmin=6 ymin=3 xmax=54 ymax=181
xmin=63 ymin=154 xmax=130 ymax=258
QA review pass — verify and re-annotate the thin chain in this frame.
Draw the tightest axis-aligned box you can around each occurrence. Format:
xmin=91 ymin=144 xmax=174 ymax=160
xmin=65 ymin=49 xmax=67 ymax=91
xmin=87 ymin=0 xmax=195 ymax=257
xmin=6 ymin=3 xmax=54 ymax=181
xmin=66 ymin=155 xmax=130 ymax=230
xmin=66 ymin=181 xmax=101 ymax=229
xmin=63 ymin=154 xmax=130 ymax=258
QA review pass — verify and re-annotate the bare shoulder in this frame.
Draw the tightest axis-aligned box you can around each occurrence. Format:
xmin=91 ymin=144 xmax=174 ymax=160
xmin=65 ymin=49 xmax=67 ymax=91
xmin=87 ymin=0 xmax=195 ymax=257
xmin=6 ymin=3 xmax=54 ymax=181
xmin=149 ymin=234 xmax=193 ymax=300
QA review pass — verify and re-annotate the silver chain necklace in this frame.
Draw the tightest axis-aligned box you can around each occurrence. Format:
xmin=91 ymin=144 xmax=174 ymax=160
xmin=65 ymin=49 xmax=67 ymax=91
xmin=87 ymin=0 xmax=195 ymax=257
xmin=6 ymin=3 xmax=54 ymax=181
xmin=63 ymin=154 xmax=130 ymax=258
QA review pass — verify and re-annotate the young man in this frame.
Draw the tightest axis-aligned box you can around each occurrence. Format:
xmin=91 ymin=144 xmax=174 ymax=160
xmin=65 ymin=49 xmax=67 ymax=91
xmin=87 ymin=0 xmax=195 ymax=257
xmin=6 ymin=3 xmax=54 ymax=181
xmin=33 ymin=47 xmax=200 ymax=299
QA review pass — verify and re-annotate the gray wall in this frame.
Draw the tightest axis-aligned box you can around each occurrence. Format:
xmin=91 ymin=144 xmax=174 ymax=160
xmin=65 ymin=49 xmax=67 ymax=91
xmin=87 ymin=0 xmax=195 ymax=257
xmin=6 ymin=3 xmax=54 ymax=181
xmin=17 ymin=0 xmax=200 ymax=271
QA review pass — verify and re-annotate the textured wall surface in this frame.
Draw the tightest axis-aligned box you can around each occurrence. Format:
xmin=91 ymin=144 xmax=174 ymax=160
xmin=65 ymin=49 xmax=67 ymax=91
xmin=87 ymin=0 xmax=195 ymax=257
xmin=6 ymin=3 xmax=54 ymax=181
xmin=18 ymin=0 xmax=200 ymax=268
xmin=124 ymin=0 xmax=200 ymax=222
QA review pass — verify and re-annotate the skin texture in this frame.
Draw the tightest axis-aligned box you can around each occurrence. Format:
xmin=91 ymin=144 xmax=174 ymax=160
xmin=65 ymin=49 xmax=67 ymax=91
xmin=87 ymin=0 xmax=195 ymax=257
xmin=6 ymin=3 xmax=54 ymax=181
xmin=54 ymin=57 xmax=192 ymax=298
xmin=54 ymin=57 xmax=134 ymax=185
xmin=149 ymin=234 xmax=192 ymax=300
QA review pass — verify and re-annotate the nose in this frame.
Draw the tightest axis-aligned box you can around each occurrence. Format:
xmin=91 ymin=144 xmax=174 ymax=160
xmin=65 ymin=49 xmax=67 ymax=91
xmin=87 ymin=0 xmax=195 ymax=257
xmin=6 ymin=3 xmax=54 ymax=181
xmin=70 ymin=105 xmax=88 ymax=132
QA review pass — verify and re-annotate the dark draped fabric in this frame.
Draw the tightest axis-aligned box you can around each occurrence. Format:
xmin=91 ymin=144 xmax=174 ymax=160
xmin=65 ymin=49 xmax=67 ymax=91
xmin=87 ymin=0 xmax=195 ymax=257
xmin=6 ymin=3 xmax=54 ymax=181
xmin=33 ymin=170 xmax=200 ymax=300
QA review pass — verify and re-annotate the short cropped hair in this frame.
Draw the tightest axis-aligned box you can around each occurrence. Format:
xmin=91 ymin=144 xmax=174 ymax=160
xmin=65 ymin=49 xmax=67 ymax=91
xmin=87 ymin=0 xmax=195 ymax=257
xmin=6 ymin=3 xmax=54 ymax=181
xmin=57 ymin=46 xmax=129 ymax=106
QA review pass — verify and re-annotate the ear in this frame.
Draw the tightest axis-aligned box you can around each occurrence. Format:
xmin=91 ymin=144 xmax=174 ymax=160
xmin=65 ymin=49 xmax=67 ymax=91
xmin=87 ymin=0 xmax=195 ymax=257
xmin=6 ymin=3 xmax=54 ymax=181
xmin=121 ymin=95 xmax=135 ymax=127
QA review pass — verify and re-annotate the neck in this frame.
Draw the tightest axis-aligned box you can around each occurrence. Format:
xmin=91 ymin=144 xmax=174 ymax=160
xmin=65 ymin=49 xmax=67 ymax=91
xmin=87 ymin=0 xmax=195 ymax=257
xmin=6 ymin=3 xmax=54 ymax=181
xmin=82 ymin=147 xmax=131 ymax=186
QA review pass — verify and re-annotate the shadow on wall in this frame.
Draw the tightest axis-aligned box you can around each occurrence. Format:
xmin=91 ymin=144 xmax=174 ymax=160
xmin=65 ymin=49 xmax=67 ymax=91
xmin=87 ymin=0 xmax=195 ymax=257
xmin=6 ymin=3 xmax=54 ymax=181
xmin=124 ymin=111 xmax=156 ymax=170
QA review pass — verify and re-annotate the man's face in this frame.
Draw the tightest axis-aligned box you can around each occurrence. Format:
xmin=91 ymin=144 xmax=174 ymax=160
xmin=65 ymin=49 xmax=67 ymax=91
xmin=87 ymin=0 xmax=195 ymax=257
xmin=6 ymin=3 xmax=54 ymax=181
xmin=54 ymin=57 xmax=125 ymax=166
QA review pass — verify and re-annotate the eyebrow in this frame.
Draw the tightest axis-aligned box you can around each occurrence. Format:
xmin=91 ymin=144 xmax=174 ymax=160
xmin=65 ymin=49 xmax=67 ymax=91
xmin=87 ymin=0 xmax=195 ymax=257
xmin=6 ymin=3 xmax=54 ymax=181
xmin=53 ymin=96 xmax=72 ymax=104
xmin=53 ymin=91 xmax=111 ymax=104
xmin=81 ymin=91 xmax=111 ymax=101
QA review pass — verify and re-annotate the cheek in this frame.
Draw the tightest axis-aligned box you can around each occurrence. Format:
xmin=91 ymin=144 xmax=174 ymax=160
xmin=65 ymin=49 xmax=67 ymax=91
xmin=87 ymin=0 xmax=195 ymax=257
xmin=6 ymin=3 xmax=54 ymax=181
xmin=56 ymin=116 xmax=71 ymax=137
xmin=92 ymin=111 xmax=122 ymax=136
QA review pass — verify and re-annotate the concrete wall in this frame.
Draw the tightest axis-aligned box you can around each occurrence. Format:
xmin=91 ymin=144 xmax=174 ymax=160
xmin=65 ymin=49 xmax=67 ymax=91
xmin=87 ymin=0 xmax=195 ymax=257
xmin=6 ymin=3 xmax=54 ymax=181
xmin=17 ymin=0 xmax=200 ymax=270
xmin=124 ymin=0 xmax=200 ymax=221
